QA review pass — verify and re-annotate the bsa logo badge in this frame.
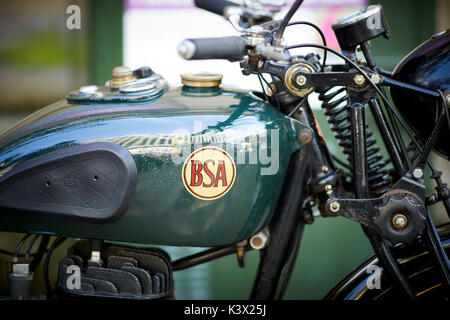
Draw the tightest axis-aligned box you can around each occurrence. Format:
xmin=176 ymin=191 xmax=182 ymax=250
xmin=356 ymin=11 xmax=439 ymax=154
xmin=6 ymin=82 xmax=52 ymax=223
xmin=182 ymin=147 xmax=236 ymax=200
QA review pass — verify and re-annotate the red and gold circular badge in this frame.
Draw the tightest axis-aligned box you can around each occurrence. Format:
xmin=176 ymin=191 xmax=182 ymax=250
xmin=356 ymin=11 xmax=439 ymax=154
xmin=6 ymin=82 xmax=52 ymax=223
xmin=182 ymin=147 xmax=236 ymax=200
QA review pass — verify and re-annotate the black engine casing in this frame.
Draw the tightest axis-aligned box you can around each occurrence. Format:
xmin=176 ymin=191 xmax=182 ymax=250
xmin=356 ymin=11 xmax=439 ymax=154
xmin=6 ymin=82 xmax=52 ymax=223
xmin=57 ymin=241 xmax=173 ymax=300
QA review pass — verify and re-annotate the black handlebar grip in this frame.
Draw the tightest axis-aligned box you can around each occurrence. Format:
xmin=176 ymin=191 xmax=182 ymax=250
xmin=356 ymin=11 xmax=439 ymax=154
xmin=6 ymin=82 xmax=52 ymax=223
xmin=178 ymin=36 xmax=247 ymax=62
xmin=194 ymin=0 xmax=236 ymax=16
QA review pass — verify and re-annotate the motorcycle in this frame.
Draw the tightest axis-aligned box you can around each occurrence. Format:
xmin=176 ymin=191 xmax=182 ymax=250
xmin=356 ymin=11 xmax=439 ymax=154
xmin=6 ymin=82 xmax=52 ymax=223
xmin=0 ymin=0 xmax=448 ymax=300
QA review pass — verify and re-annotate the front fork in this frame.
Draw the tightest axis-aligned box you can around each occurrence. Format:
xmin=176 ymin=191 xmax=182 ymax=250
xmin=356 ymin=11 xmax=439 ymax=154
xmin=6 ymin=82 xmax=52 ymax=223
xmin=251 ymin=92 xmax=450 ymax=299
xmin=251 ymin=98 xmax=337 ymax=300
xmin=328 ymin=91 xmax=450 ymax=298
xmin=250 ymin=144 xmax=312 ymax=300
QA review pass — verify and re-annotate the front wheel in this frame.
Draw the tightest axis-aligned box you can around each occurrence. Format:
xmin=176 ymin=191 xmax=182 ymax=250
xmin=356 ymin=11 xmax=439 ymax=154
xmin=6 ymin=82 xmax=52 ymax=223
xmin=325 ymin=223 xmax=450 ymax=300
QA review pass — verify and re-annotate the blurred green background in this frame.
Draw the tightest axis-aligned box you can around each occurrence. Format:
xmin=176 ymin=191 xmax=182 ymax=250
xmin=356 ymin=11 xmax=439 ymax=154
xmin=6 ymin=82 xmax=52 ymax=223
xmin=0 ymin=0 xmax=448 ymax=300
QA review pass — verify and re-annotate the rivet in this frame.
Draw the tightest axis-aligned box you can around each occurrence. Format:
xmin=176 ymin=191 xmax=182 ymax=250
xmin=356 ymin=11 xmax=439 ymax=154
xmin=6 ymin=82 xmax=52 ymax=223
xmin=298 ymin=128 xmax=313 ymax=144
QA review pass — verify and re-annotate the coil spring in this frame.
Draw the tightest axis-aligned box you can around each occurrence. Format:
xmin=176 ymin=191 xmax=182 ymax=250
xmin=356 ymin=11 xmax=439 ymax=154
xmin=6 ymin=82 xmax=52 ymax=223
xmin=316 ymin=86 xmax=392 ymax=196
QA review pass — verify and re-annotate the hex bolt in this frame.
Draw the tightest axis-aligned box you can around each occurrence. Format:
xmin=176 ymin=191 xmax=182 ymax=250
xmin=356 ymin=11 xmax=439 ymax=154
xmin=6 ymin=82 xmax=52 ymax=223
xmin=446 ymin=94 xmax=450 ymax=106
xmin=353 ymin=74 xmax=365 ymax=86
xmin=412 ymin=168 xmax=424 ymax=179
xmin=91 ymin=251 xmax=101 ymax=262
xmin=268 ymin=84 xmax=277 ymax=96
xmin=298 ymin=129 xmax=313 ymax=144
xmin=370 ymin=73 xmax=381 ymax=84
xmin=321 ymin=166 xmax=329 ymax=173
xmin=325 ymin=184 xmax=333 ymax=192
xmin=296 ymin=75 xmax=307 ymax=87
xmin=329 ymin=201 xmax=340 ymax=213
xmin=392 ymin=213 xmax=408 ymax=230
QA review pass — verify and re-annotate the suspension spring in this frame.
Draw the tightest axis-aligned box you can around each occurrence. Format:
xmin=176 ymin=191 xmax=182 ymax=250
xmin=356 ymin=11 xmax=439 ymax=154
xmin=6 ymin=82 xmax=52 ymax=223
xmin=316 ymin=86 xmax=392 ymax=196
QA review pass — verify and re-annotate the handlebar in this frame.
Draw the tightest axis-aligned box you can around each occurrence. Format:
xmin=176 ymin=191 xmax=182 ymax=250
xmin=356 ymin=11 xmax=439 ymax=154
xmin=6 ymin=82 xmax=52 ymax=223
xmin=177 ymin=36 xmax=247 ymax=62
xmin=194 ymin=0 xmax=237 ymax=17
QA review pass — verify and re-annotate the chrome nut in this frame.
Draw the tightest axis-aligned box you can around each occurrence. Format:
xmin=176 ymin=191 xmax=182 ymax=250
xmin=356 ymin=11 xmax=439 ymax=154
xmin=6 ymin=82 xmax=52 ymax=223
xmin=392 ymin=213 xmax=408 ymax=230
xmin=353 ymin=74 xmax=365 ymax=86
xmin=329 ymin=201 xmax=340 ymax=213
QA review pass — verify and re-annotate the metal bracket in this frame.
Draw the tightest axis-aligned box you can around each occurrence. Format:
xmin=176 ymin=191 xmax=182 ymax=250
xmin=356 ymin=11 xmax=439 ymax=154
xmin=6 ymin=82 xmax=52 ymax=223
xmin=292 ymin=71 xmax=359 ymax=89
xmin=325 ymin=173 xmax=427 ymax=244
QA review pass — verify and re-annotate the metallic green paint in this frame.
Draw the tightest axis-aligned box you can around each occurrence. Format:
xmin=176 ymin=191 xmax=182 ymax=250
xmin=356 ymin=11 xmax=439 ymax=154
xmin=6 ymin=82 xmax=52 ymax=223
xmin=0 ymin=86 xmax=309 ymax=246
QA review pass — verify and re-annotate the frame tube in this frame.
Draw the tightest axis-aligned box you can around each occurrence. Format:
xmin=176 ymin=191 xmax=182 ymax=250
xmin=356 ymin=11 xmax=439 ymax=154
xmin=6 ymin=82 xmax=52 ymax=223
xmin=250 ymin=145 xmax=311 ymax=300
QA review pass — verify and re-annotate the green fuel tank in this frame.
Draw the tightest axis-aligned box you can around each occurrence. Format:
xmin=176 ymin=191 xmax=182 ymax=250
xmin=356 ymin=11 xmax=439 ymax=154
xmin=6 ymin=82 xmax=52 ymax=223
xmin=0 ymin=72 xmax=308 ymax=246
